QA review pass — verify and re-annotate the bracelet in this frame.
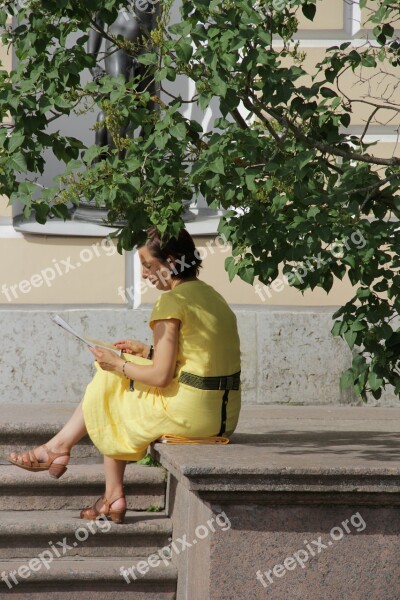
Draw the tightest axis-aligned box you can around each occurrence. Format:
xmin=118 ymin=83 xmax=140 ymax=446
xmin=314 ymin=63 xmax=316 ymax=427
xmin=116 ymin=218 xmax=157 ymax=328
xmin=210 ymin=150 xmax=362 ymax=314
xmin=122 ymin=360 xmax=130 ymax=379
xmin=122 ymin=360 xmax=135 ymax=391
xmin=147 ymin=344 xmax=154 ymax=360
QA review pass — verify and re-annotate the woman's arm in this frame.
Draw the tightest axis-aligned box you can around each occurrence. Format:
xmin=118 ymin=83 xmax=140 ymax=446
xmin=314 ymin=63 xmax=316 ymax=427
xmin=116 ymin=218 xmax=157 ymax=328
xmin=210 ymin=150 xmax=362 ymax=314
xmin=113 ymin=339 xmax=152 ymax=358
xmin=89 ymin=319 xmax=180 ymax=388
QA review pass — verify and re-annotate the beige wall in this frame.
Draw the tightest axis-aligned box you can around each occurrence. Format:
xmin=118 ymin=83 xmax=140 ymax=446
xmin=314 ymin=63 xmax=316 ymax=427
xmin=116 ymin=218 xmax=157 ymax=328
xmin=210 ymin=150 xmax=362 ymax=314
xmin=0 ymin=40 xmax=12 ymax=219
xmin=296 ymin=0 xmax=344 ymax=30
xmin=0 ymin=236 xmax=125 ymax=304
xmin=0 ymin=195 xmax=11 ymax=219
xmin=0 ymin=42 xmax=11 ymax=72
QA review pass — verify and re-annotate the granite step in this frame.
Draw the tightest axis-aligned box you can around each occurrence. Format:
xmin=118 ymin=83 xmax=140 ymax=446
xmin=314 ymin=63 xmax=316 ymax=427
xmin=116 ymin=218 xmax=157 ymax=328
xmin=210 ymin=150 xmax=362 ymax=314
xmin=0 ymin=557 xmax=177 ymax=599
xmin=0 ymin=404 xmax=101 ymax=463
xmin=0 ymin=510 xmax=172 ymax=559
xmin=0 ymin=405 xmax=175 ymax=598
xmin=0 ymin=464 xmax=166 ymax=511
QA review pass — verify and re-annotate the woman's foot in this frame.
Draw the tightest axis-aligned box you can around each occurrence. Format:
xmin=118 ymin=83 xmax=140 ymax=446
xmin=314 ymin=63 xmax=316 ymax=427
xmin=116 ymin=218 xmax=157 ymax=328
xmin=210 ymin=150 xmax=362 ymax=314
xmin=80 ymin=492 xmax=127 ymax=523
xmin=99 ymin=495 xmax=126 ymax=514
xmin=7 ymin=443 xmax=70 ymax=478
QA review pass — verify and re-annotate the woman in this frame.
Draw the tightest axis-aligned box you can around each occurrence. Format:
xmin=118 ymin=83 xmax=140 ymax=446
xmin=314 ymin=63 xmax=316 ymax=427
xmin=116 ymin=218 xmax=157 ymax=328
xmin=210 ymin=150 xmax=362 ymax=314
xmin=7 ymin=228 xmax=241 ymax=524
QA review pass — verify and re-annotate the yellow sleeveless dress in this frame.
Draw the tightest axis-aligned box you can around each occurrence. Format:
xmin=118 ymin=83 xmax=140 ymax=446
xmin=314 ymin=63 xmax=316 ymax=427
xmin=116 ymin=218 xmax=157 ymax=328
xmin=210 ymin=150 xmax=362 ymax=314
xmin=82 ymin=280 xmax=241 ymax=461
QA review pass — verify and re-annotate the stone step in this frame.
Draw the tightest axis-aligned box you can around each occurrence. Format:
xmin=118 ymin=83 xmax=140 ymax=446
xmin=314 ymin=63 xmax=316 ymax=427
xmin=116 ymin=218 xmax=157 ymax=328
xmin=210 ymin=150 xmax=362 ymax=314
xmin=1 ymin=404 xmax=102 ymax=463
xmin=0 ymin=557 xmax=177 ymax=599
xmin=0 ymin=464 xmax=166 ymax=511
xmin=0 ymin=510 xmax=172 ymax=559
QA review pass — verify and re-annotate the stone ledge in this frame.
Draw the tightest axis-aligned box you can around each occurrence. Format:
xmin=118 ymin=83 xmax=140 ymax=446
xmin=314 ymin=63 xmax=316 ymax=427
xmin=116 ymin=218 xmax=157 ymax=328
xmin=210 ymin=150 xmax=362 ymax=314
xmin=152 ymin=405 xmax=400 ymax=504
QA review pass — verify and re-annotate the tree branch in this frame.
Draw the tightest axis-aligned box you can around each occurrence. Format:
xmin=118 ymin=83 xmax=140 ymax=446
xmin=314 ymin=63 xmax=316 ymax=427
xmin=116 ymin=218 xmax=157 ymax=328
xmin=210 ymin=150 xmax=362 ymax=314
xmin=360 ymin=106 xmax=380 ymax=144
xmin=160 ymin=84 xmax=199 ymax=104
xmin=276 ymin=114 xmax=400 ymax=167
xmin=342 ymin=174 xmax=396 ymax=196
xmin=231 ymin=108 xmax=248 ymax=130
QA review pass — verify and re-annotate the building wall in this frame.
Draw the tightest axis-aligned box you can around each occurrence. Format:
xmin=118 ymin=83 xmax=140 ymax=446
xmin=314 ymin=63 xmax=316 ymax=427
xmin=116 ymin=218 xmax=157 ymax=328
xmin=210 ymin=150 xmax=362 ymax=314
xmin=0 ymin=0 xmax=396 ymax=309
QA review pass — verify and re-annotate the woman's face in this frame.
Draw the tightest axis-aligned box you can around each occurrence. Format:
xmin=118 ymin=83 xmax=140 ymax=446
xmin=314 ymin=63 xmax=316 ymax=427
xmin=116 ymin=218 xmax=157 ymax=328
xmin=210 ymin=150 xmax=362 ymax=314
xmin=138 ymin=245 xmax=174 ymax=290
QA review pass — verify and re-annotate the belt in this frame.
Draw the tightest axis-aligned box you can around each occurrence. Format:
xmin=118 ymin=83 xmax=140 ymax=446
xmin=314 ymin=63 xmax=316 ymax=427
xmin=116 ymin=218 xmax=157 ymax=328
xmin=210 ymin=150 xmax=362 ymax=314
xmin=178 ymin=371 xmax=241 ymax=391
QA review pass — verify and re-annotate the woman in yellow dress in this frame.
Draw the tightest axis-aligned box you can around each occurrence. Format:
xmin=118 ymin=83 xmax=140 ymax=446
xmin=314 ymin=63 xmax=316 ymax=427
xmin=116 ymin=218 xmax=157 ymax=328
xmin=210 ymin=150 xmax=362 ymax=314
xmin=7 ymin=228 xmax=241 ymax=524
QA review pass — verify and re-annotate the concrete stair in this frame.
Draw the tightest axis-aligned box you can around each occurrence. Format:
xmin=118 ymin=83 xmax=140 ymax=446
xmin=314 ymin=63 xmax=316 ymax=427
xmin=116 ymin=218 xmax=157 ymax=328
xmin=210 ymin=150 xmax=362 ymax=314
xmin=0 ymin=404 xmax=100 ymax=464
xmin=0 ymin=404 xmax=177 ymax=598
xmin=0 ymin=510 xmax=172 ymax=558
xmin=0 ymin=558 xmax=177 ymax=599
xmin=0 ymin=464 xmax=165 ymax=511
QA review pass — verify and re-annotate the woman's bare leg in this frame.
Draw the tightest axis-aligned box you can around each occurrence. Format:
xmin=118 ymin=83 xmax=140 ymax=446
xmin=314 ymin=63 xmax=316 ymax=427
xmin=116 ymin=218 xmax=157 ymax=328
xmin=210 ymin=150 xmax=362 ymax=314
xmin=100 ymin=456 xmax=127 ymax=512
xmin=9 ymin=400 xmax=87 ymax=467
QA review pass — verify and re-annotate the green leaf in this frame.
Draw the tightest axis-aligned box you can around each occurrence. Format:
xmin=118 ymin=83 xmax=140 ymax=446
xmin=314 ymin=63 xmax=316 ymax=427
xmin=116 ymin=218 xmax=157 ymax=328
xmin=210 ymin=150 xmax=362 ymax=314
xmin=239 ymin=265 xmax=255 ymax=285
xmin=225 ymin=256 xmax=237 ymax=282
xmin=209 ymin=157 xmax=225 ymax=175
xmin=138 ymin=52 xmax=158 ymax=66
xmin=368 ymin=371 xmax=383 ymax=392
xmin=356 ymin=287 xmax=371 ymax=299
xmin=331 ymin=321 xmax=343 ymax=336
xmin=340 ymin=113 xmax=351 ymax=128
xmin=320 ymin=87 xmax=338 ymax=98
xmin=34 ymin=203 xmax=50 ymax=225
xmin=340 ymin=369 xmax=354 ymax=390
xmin=8 ymin=153 xmax=27 ymax=172
xmin=307 ymin=206 xmax=320 ymax=218
xmin=51 ymin=204 xmax=69 ymax=220
xmin=272 ymin=194 xmax=287 ymax=212
xmin=344 ymin=329 xmax=357 ymax=349
xmin=170 ymin=122 xmax=187 ymax=139
xmin=302 ymin=3 xmax=317 ymax=21
xmin=175 ymin=40 xmax=193 ymax=63
xmin=8 ymin=131 xmax=25 ymax=153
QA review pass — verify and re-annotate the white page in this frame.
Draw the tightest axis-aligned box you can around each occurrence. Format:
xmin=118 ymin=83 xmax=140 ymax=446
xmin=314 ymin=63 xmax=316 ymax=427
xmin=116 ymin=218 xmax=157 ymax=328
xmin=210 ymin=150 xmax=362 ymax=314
xmin=52 ymin=314 xmax=95 ymax=346
xmin=51 ymin=315 xmax=121 ymax=355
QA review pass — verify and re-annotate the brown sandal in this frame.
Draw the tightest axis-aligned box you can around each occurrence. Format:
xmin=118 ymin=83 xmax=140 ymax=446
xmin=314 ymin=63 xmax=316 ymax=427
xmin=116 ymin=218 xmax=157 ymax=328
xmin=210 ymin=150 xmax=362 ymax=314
xmin=80 ymin=493 xmax=127 ymax=524
xmin=7 ymin=444 xmax=70 ymax=479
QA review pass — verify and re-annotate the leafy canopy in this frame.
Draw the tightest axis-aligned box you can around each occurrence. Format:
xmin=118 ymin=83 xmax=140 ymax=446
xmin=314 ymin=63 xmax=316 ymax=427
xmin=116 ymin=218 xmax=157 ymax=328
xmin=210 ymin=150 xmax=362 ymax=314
xmin=0 ymin=0 xmax=399 ymax=402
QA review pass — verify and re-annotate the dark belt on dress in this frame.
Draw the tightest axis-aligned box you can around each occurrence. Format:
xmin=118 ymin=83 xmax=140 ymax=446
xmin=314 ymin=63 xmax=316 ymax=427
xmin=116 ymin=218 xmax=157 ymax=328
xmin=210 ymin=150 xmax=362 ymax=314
xmin=178 ymin=370 xmax=241 ymax=436
xmin=178 ymin=371 xmax=241 ymax=391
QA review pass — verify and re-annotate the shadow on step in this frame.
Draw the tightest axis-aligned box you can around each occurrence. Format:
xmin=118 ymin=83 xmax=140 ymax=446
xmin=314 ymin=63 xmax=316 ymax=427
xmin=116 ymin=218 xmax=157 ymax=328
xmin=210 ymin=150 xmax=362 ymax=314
xmin=229 ymin=430 xmax=400 ymax=461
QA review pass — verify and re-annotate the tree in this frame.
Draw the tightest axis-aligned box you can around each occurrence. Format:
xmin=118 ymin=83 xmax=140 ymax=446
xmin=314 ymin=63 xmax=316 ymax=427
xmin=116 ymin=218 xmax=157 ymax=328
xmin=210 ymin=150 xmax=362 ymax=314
xmin=0 ymin=0 xmax=399 ymax=402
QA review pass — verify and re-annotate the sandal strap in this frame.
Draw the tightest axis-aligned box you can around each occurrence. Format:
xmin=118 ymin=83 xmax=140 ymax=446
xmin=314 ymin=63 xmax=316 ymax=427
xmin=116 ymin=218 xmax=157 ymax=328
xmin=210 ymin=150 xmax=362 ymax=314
xmin=94 ymin=495 xmax=106 ymax=514
xmin=21 ymin=452 xmax=32 ymax=467
xmin=42 ymin=445 xmax=70 ymax=461
xmin=103 ymin=493 xmax=125 ymax=514
xmin=28 ymin=449 xmax=40 ymax=468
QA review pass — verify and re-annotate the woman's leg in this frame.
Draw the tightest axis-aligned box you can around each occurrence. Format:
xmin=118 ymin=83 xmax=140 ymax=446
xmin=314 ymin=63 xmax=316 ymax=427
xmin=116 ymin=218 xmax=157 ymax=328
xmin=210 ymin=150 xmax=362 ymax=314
xmin=99 ymin=456 xmax=127 ymax=511
xmin=9 ymin=399 xmax=87 ymax=467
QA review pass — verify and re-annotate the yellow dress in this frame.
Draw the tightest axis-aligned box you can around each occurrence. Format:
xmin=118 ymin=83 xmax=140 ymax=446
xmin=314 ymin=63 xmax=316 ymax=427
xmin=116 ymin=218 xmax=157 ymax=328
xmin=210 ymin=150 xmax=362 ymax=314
xmin=82 ymin=280 xmax=241 ymax=461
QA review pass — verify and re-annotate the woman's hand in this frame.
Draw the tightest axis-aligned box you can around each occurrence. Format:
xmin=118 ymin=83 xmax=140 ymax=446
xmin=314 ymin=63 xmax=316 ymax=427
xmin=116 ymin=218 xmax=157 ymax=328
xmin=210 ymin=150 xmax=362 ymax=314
xmin=89 ymin=347 xmax=124 ymax=373
xmin=113 ymin=339 xmax=150 ymax=358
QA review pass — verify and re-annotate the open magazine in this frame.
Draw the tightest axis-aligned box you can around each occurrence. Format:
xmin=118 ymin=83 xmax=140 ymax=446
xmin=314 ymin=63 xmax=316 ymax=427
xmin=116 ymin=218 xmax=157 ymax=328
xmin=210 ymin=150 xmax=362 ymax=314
xmin=51 ymin=314 xmax=122 ymax=356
